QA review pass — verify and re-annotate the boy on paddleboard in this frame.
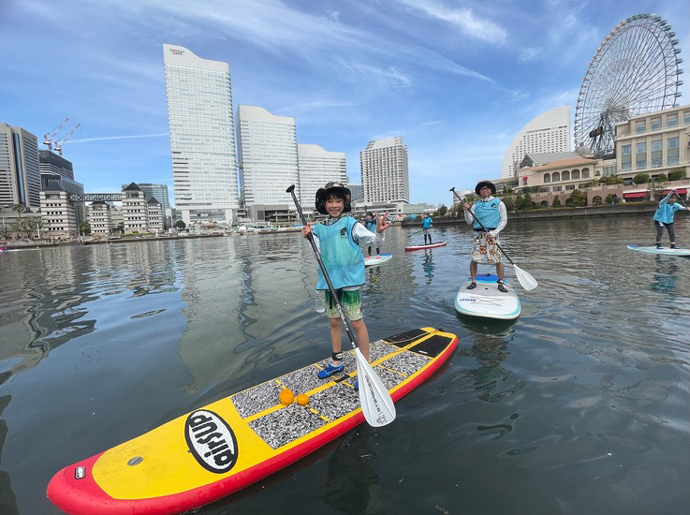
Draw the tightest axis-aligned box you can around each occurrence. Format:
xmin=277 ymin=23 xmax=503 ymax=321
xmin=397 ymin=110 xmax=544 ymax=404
xmin=302 ymin=182 xmax=389 ymax=389
xmin=463 ymin=180 xmax=508 ymax=292
xmin=653 ymin=189 xmax=687 ymax=249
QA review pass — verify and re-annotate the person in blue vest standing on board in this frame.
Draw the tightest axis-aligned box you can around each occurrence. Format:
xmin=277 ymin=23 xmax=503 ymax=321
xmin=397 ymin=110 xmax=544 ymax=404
xmin=302 ymin=183 xmax=389 ymax=390
xmin=653 ymin=189 xmax=687 ymax=249
xmin=463 ymin=180 xmax=508 ymax=292
xmin=421 ymin=213 xmax=433 ymax=245
xmin=364 ymin=212 xmax=380 ymax=257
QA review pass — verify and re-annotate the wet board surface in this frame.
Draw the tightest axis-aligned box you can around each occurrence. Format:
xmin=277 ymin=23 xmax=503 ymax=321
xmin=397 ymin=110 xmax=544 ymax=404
xmin=626 ymin=245 xmax=690 ymax=256
xmin=454 ymin=273 xmax=521 ymax=320
xmin=47 ymin=327 xmax=458 ymax=515
xmin=364 ymin=253 xmax=393 ymax=266
xmin=404 ymin=242 xmax=447 ymax=251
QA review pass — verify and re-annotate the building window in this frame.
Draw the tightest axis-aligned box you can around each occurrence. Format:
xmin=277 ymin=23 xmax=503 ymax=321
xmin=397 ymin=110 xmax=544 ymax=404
xmin=667 ymin=114 xmax=678 ymax=128
xmin=572 ymin=170 xmax=580 ymax=180
xmin=667 ymin=136 xmax=679 ymax=166
xmin=562 ymin=171 xmax=570 ymax=181
xmin=650 ymin=117 xmax=661 ymax=130
xmin=651 ymin=139 xmax=662 ymax=168
xmin=543 ymin=173 xmax=551 ymax=183
xmin=635 ymin=120 xmax=646 ymax=133
xmin=621 ymin=144 xmax=632 ymax=171
xmin=635 ymin=141 xmax=647 ymax=169
xmin=565 ymin=185 xmax=575 ymax=191
xmin=552 ymin=186 xmax=562 ymax=192
xmin=552 ymin=172 xmax=560 ymax=182
xmin=583 ymin=168 xmax=591 ymax=178
xmin=684 ymin=111 xmax=690 ymax=125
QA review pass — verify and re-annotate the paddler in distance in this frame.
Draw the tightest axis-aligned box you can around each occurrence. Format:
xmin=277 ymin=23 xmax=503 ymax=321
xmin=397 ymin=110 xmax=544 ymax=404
xmin=653 ymin=189 xmax=687 ymax=249
xmin=463 ymin=180 xmax=508 ymax=292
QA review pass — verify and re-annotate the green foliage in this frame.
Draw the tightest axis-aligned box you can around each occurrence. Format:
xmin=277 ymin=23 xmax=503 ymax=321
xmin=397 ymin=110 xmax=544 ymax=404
xmin=437 ymin=204 xmax=448 ymax=217
xmin=552 ymin=196 xmax=562 ymax=207
xmin=605 ymin=176 xmax=624 ymax=185
xmin=632 ymin=173 xmax=650 ymax=184
xmin=568 ymin=189 xmax=587 ymax=207
xmin=80 ymin=221 xmax=91 ymax=236
xmin=604 ymin=194 xmax=613 ymax=205
xmin=502 ymin=196 xmax=515 ymax=211
xmin=668 ymin=169 xmax=686 ymax=181
xmin=175 ymin=220 xmax=187 ymax=230
xmin=656 ymin=173 xmax=668 ymax=182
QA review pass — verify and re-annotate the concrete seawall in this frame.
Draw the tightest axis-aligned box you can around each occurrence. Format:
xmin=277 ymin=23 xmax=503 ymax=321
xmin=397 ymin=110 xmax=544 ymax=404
xmin=401 ymin=203 xmax=659 ymax=227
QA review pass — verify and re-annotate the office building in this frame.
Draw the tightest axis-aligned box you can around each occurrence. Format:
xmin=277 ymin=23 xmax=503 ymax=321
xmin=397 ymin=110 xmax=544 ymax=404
xmin=360 ymin=136 xmax=409 ymax=204
xmin=615 ymin=104 xmax=690 ymax=181
xmin=236 ymin=105 xmax=299 ymax=220
xmin=163 ymin=44 xmax=239 ymax=225
xmin=39 ymin=150 xmax=74 ymax=181
xmin=502 ymin=105 xmax=571 ymax=178
xmin=40 ymin=172 xmax=85 ymax=238
xmin=0 ymin=123 xmax=41 ymax=209
xmin=88 ymin=201 xmax=113 ymax=235
xmin=125 ymin=183 xmax=171 ymax=228
xmin=297 ymin=144 xmax=347 ymax=209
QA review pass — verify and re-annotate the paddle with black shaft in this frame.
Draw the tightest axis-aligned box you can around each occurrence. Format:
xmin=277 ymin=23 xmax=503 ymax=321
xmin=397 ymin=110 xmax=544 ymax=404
xmin=286 ymin=185 xmax=396 ymax=427
xmin=451 ymin=187 xmax=538 ymax=291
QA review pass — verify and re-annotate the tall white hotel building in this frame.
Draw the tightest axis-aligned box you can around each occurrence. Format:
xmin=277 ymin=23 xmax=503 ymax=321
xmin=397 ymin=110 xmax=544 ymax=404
xmin=501 ymin=105 xmax=571 ymax=179
xmin=297 ymin=144 xmax=347 ymax=209
xmin=163 ymin=44 xmax=239 ymax=224
xmin=360 ymin=136 xmax=409 ymax=203
xmin=236 ymin=106 xmax=299 ymax=217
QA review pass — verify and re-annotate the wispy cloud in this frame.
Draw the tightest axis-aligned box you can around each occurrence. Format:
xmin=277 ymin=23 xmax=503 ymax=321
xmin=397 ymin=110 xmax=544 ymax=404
xmin=69 ymin=133 xmax=169 ymax=144
xmin=275 ymin=100 xmax=356 ymax=116
xmin=393 ymin=0 xmax=507 ymax=44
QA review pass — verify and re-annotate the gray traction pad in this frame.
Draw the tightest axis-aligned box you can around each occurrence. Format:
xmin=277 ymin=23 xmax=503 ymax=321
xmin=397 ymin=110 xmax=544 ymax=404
xmin=232 ymin=339 xmax=433 ymax=449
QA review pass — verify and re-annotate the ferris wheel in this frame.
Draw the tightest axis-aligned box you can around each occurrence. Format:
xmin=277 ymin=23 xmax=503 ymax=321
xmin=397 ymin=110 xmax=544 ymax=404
xmin=574 ymin=13 xmax=684 ymax=157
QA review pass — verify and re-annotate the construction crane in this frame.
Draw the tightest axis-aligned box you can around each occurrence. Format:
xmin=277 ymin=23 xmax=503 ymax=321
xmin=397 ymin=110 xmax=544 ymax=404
xmin=43 ymin=118 xmax=69 ymax=150
xmin=54 ymin=123 xmax=81 ymax=156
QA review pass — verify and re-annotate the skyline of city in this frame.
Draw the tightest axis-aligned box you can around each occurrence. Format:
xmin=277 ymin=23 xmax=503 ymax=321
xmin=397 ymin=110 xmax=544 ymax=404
xmin=2 ymin=1 xmax=689 ymax=207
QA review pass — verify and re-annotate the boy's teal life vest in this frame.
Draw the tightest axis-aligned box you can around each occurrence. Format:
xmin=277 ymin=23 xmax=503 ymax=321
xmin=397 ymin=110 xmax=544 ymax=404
xmin=422 ymin=216 xmax=433 ymax=229
xmin=473 ymin=198 xmax=502 ymax=230
xmin=653 ymin=200 xmax=682 ymax=224
xmin=312 ymin=216 xmax=365 ymax=290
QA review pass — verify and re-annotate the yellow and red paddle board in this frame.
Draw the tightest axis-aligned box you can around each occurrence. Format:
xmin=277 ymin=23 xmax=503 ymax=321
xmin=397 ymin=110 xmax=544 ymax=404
xmin=47 ymin=327 xmax=457 ymax=514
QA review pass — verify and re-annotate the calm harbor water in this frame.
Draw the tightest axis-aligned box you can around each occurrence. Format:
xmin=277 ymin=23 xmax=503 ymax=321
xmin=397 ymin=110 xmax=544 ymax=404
xmin=0 ymin=216 xmax=689 ymax=515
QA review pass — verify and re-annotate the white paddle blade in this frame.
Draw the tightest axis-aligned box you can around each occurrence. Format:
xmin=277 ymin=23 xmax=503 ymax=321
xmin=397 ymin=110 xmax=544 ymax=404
xmin=354 ymin=348 xmax=396 ymax=427
xmin=514 ymin=265 xmax=538 ymax=291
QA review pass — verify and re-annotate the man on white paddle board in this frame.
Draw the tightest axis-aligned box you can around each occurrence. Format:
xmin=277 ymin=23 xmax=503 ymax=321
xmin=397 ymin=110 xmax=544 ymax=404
xmin=653 ymin=189 xmax=687 ymax=249
xmin=463 ymin=180 xmax=508 ymax=292
xmin=302 ymin=182 xmax=389 ymax=390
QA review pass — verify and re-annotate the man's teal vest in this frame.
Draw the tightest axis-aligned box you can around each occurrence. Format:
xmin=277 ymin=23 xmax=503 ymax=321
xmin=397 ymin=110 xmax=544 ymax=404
xmin=473 ymin=199 xmax=501 ymax=230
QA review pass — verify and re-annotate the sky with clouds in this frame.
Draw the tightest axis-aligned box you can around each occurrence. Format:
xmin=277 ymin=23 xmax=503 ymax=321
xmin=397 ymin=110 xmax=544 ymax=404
xmin=2 ymin=0 xmax=688 ymax=206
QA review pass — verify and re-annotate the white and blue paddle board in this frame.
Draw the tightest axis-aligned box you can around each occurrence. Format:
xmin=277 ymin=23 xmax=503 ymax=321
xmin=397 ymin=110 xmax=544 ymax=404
xmin=454 ymin=273 xmax=521 ymax=320
xmin=364 ymin=253 xmax=393 ymax=267
xmin=627 ymin=245 xmax=690 ymax=256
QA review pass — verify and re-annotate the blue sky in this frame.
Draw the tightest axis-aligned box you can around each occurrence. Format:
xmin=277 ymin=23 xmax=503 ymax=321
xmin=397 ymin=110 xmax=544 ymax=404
xmin=2 ymin=0 xmax=688 ymax=206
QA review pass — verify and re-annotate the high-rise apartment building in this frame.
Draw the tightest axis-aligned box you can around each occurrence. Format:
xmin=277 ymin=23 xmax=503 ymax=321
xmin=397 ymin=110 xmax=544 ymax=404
xmin=0 ymin=123 xmax=41 ymax=208
xmin=297 ymin=144 xmax=347 ymax=209
xmin=236 ymin=105 xmax=299 ymax=212
xmin=360 ymin=136 xmax=409 ymax=204
xmin=502 ymin=105 xmax=570 ymax=178
xmin=163 ymin=44 xmax=239 ymax=225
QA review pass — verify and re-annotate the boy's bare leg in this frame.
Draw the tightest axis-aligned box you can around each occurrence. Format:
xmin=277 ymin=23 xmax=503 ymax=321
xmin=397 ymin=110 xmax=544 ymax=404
xmin=350 ymin=318 xmax=369 ymax=361
xmin=329 ymin=317 xmax=342 ymax=364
